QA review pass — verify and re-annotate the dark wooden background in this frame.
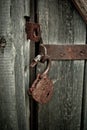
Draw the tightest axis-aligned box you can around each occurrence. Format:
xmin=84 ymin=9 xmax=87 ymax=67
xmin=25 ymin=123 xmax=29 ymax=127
xmin=0 ymin=0 xmax=87 ymax=130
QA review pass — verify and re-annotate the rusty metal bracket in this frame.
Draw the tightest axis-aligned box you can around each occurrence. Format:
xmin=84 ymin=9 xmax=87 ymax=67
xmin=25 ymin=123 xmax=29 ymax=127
xmin=25 ymin=17 xmax=41 ymax=42
xmin=39 ymin=45 xmax=87 ymax=60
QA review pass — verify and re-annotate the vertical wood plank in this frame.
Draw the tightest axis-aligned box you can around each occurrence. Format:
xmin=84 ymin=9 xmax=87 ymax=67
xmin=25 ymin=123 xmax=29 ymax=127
xmin=0 ymin=0 xmax=18 ymax=130
xmin=0 ymin=0 xmax=30 ymax=130
xmin=11 ymin=0 xmax=30 ymax=130
xmin=37 ymin=0 xmax=86 ymax=130
xmin=24 ymin=0 xmax=30 ymax=130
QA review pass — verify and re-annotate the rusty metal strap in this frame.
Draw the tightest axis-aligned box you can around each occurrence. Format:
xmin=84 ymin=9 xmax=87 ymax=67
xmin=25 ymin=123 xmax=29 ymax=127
xmin=40 ymin=45 xmax=87 ymax=60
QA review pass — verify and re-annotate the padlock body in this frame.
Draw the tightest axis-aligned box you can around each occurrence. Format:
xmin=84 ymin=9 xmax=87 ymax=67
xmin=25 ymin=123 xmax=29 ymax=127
xmin=29 ymin=74 xmax=53 ymax=104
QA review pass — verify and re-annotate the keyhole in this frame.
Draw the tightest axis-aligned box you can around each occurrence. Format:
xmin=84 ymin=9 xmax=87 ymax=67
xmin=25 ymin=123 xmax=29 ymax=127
xmin=46 ymin=92 xmax=50 ymax=97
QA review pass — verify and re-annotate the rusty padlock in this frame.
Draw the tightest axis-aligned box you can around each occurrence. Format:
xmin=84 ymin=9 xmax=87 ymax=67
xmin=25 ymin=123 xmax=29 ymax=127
xmin=28 ymin=55 xmax=53 ymax=104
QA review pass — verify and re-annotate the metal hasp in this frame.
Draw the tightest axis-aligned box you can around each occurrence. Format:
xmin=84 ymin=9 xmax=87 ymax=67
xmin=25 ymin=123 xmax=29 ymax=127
xmin=40 ymin=45 xmax=87 ymax=60
xmin=72 ymin=0 xmax=87 ymax=24
xmin=25 ymin=19 xmax=41 ymax=42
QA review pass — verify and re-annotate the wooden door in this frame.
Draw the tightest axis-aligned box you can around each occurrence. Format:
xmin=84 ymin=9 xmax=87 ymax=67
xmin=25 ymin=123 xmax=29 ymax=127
xmin=33 ymin=0 xmax=86 ymax=130
xmin=0 ymin=0 xmax=87 ymax=130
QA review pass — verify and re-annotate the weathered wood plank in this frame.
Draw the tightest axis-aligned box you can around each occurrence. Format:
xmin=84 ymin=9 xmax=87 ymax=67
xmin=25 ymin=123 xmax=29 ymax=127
xmin=24 ymin=0 xmax=30 ymax=130
xmin=37 ymin=0 xmax=86 ymax=130
xmin=11 ymin=0 xmax=30 ymax=130
xmin=0 ymin=0 xmax=18 ymax=130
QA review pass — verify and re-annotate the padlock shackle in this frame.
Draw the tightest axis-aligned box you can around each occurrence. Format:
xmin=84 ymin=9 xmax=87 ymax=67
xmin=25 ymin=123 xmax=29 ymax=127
xmin=30 ymin=44 xmax=51 ymax=76
xmin=42 ymin=55 xmax=51 ymax=76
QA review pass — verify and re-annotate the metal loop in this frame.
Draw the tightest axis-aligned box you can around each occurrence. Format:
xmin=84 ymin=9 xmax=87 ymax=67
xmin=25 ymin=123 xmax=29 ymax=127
xmin=30 ymin=44 xmax=51 ymax=76
xmin=41 ymin=55 xmax=51 ymax=76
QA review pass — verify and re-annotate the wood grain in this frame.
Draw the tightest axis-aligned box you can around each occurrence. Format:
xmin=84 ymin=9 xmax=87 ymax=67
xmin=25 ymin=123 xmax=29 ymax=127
xmin=0 ymin=0 xmax=30 ymax=130
xmin=24 ymin=0 xmax=30 ymax=130
xmin=0 ymin=0 xmax=18 ymax=130
xmin=11 ymin=0 xmax=30 ymax=130
xmin=37 ymin=0 xmax=86 ymax=130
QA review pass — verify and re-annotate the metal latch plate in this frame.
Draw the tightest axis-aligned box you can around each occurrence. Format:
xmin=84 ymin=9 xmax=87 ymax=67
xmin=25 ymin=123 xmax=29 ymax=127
xmin=40 ymin=45 xmax=87 ymax=60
